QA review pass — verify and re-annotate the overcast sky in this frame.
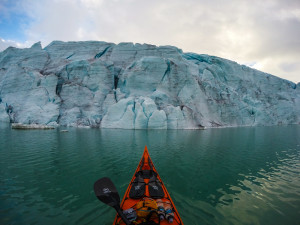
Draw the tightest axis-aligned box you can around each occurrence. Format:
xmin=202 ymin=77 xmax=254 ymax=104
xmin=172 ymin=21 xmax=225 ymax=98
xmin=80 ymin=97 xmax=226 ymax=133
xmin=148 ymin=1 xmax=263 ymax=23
xmin=0 ymin=0 xmax=299 ymax=83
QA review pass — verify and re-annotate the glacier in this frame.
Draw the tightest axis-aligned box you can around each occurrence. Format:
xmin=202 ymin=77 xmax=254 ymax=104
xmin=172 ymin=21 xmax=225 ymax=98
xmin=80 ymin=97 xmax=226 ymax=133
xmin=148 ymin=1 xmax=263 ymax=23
xmin=0 ymin=41 xmax=299 ymax=129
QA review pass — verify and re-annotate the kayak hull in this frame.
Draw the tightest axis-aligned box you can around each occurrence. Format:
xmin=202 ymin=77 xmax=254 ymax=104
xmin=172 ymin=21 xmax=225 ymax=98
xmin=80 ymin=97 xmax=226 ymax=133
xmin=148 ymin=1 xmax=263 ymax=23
xmin=113 ymin=146 xmax=183 ymax=225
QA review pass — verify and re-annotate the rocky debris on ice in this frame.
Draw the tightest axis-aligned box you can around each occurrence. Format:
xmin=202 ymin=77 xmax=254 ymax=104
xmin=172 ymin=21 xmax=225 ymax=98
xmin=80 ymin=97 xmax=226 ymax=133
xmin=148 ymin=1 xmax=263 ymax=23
xmin=0 ymin=41 xmax=299 ymax=129
xmin=11 ymin=123 xmax=55 ymax=129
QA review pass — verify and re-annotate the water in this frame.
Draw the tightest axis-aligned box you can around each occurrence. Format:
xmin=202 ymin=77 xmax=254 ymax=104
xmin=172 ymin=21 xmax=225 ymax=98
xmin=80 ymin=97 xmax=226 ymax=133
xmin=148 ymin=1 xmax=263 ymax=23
xmin=0 ymin=124 xmax=300 ymax=225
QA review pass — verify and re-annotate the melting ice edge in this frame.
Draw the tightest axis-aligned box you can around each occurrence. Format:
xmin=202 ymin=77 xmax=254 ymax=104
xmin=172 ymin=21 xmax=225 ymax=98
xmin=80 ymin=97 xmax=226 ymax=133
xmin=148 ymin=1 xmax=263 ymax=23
xmin=0 ymin=41 xmax=299 ymax=129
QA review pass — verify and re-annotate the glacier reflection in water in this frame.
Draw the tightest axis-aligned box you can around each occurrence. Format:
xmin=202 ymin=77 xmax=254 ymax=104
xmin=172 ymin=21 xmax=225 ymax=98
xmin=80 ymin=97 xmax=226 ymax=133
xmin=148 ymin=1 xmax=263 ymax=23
xmin=0 ymin=124 xmax=300 ymax=225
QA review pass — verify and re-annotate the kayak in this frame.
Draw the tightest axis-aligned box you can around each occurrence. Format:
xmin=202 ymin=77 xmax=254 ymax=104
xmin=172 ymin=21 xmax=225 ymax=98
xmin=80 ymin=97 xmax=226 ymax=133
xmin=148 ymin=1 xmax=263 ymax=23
xmin=113 ymin=146 xmax=184 ymax=225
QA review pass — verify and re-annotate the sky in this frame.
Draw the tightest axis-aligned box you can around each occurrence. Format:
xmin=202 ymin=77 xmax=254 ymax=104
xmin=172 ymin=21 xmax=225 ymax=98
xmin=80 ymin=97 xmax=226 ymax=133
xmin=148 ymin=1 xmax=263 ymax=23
xmin=0 ymin=0 xmax=299 ymax=83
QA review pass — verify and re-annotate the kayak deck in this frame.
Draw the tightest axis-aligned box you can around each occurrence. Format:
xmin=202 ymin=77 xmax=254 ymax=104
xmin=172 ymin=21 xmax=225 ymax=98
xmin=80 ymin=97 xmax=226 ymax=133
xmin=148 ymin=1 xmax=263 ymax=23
xmin=113 ymin=146 xmax=183 ymax=225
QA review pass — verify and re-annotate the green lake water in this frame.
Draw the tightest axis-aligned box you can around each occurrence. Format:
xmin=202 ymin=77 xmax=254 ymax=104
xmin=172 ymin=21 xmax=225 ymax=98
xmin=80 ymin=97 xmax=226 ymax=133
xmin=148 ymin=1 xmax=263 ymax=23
xmin=0 ymin=124 xmax=300 ymax=225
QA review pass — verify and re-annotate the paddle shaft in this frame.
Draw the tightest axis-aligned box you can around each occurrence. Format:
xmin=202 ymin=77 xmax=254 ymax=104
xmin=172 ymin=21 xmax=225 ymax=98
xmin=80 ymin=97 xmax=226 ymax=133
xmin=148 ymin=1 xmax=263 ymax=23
xmin=114 ymin=206 xmax=131 ymax=225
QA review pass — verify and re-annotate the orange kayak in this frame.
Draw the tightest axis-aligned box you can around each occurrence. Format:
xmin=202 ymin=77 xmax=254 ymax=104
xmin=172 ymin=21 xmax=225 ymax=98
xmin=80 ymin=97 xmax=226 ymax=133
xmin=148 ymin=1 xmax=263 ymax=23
xmin=113 ymin=146 xmax=184 ymax=225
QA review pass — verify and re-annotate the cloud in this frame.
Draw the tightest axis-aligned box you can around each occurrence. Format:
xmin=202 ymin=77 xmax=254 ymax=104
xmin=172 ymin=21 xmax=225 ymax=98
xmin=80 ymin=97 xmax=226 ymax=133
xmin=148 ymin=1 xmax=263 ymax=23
xmin=0 ymin=39 xmax=16 ymax=51
xmin=1 ymin=0 xmax=300 ymax=83
xmin=251 ymin=57 xmax=300 ymax=83
xmin=0 ymin=38 xmax=31 ymax=51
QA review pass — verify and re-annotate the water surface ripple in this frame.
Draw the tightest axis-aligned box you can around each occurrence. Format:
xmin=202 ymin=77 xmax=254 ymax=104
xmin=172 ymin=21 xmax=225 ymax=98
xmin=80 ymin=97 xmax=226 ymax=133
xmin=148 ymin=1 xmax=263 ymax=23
xmin=0 ymin=125 xmax=300 ymax=225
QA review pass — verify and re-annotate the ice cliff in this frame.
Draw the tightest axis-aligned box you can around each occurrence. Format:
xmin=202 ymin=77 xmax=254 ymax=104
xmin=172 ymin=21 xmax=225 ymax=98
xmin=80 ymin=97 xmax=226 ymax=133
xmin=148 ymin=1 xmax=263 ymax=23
xmin=0 ymin=41 xmax=299 ymax=128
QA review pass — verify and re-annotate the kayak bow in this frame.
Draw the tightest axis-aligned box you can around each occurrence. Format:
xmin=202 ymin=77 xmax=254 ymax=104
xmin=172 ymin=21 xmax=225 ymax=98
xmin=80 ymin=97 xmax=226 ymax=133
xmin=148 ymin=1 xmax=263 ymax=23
xmin=113 ymin=146 xmax=184 ymax=225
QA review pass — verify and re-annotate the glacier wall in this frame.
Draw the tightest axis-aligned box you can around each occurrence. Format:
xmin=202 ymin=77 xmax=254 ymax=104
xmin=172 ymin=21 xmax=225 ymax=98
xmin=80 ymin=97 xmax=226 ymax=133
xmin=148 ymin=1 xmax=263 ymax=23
xmin=0 ymin=41 xmax=299 ymax=128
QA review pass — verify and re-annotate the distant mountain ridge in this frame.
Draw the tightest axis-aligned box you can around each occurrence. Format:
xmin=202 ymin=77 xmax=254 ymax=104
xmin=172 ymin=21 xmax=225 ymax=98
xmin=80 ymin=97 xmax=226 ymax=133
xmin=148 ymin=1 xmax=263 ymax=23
xmin=0 ymin=41 xmax=299 ymax=128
